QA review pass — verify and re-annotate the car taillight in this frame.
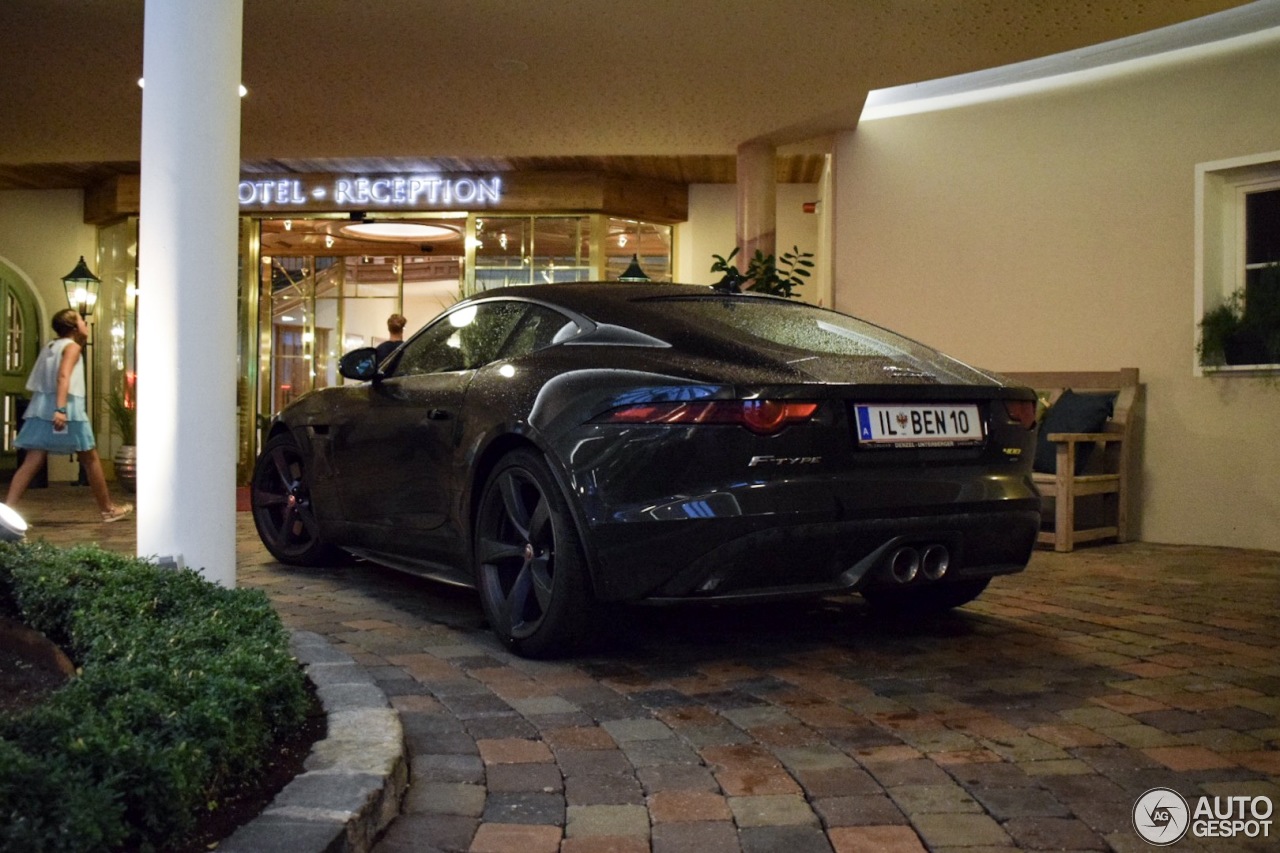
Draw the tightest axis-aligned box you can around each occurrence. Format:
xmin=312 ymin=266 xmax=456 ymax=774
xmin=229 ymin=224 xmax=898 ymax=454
xmin=599 ymin=400 xmax=819 ymax=435
xmin=1003 ymin=399 xmax=1037 ymax=430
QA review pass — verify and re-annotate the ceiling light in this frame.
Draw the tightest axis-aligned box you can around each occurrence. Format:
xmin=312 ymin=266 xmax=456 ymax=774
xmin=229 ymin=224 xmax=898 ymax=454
xmin=619 ymin=254 xmax=651 ymax=282
xmin=283 ymin=219 xmax=292 ymax=231
xmin=325 ymin=235 xmax=335 ymax=248
xmin=340 ymin=222 xmax=459 ymax=242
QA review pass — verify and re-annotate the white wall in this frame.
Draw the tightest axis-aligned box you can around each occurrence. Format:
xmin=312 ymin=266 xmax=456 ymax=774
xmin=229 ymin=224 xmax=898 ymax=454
xmin=0 ymin=190 xmax=94 ymax=325
xmin=0 ymin=190 xmax=98 ymax=482
xmin=835 ymin=35 xmax=1280 ymax=552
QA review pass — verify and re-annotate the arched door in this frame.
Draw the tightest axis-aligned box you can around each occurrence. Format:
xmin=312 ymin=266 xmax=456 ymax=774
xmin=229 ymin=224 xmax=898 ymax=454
xmin=0 ymin=264 xmax=41 ymax=480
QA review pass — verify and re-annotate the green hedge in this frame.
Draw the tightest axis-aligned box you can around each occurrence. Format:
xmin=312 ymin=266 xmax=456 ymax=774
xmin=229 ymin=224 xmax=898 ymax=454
xmin=0 ymin=542 xmax=309 ymax=853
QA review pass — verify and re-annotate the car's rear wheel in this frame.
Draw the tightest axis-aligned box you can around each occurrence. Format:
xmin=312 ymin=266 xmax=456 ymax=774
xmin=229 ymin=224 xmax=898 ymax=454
xmin=861 ymin=578 xmax=990 ymax=614
xmin=251 ymin=432 xmax=341 ymax=566
xmin=474 ymin=448 xmax=595 ymax=658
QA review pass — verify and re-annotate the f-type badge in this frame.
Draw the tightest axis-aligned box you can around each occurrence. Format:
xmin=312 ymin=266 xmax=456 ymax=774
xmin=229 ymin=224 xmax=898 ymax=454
xmin=749 ymin=455 xmax=822 ymax=467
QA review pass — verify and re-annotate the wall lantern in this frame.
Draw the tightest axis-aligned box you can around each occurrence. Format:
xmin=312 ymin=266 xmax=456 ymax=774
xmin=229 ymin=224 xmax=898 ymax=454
xmin=62 ymin=256 xmax=101 ymax=318
xmin=618 ymin=254 xmax=650 ymax=282
xmin=61 ymin=255 xmax=102 ymax=487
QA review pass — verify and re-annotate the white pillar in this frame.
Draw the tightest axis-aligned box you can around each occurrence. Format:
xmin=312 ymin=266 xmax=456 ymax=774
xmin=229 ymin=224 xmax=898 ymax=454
xmin=830 ymin=130 xmax=857 ymax=315
xmin=736 ymin=141 xmax=777 ymax=264
xmin=137 ymin=0 xmax=244 ymax=585
xmin=814 ymin=146 xmax=839 ymax=310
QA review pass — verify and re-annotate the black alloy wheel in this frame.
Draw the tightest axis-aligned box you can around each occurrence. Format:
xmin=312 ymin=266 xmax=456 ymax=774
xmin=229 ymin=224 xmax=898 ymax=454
xmin=251 ymin=433 xmax=339 ymax=566
xmin=474 ymin=448 xmax=595 ymax=658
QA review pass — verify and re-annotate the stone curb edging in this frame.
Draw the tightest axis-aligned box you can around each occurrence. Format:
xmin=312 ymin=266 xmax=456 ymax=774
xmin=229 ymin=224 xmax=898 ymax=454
xmin=216 ymin=631 xmax=408 ymax=853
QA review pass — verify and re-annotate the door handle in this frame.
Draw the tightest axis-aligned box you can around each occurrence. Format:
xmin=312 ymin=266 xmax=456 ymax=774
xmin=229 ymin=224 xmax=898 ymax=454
xmin=426 ymin=409 xmax=452 ymax=421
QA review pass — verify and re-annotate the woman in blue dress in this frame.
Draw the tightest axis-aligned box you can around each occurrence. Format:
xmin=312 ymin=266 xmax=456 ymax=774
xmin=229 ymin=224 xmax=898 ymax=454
xmin=5 ymin=308 xmax=132 ymax=522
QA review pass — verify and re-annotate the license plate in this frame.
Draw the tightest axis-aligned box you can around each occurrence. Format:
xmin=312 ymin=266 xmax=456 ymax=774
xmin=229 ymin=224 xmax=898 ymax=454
xmin=855 ymin=403 xmax=984 ymax=447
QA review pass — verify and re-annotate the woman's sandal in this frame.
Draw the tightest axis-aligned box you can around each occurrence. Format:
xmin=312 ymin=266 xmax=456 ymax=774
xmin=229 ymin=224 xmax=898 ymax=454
xmin=102 ymin=503 xmax=133 ymax=523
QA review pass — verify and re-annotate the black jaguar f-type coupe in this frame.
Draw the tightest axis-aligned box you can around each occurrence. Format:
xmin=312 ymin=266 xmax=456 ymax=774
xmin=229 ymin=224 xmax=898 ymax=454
xmin=252 ymin=283 xmax=1041 ymax=657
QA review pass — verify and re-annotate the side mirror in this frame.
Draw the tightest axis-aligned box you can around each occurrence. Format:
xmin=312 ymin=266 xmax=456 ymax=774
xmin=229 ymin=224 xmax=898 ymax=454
xmin=339 ymin=347 xmax=380 ymax=381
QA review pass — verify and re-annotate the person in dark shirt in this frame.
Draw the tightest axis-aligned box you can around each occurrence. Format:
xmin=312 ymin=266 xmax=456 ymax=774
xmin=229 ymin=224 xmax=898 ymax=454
xmin=374 ymin=313 xmax=407 ymax=364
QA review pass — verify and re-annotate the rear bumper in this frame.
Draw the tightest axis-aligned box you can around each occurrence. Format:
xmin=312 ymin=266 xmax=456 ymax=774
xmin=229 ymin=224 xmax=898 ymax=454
xmin=586 ymin=503 xmax=1041 ymax=603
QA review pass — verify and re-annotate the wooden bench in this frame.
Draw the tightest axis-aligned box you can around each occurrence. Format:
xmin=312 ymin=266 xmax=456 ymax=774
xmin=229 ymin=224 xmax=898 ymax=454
xmin=999 ymin=368 xmax=1143 ymax=552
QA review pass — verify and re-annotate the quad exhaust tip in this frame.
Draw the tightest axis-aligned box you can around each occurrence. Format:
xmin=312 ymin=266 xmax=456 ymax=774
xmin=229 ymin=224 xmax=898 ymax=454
xmin=921 ymin=544 xmax=950 ymax=580
xmin=888 ymin=545 xmax=950 ymax=584
xmin=889 ymin=547 xmax=921 ymax=584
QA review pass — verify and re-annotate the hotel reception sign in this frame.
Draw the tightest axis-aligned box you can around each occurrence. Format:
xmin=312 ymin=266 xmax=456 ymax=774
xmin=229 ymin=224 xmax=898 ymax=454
xmin=222 ymin=170 xmax=686 ymax=223
xmin=238 ymin=174 xmax=503 ymax=211
xmin=87 ymin=171 xmax=684 ymax=224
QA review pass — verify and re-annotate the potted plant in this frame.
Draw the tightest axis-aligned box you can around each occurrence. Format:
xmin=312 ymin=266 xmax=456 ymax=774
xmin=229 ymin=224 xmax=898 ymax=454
xmin=1198 ymin=290 xmax=1244 ymax=366
xmin=710 ymin=246 xmax=814 ymax=298
xmin=107 ymin=390 xmax=137 ymax=493
xmin=1198 ymin=269 xmax=1280 ymax=368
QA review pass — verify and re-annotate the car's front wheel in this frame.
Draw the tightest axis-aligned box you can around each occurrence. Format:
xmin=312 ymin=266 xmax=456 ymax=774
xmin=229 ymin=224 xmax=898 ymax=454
xmin=474 ymin=448 xmax=596 ymax=658
xmin=251 ymin=432 xmax=341 ymax=566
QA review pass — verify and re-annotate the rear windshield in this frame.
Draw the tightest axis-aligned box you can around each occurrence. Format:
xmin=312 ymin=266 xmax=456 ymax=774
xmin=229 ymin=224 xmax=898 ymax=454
xmin=642 ymin=296 xmax=989 ymax=382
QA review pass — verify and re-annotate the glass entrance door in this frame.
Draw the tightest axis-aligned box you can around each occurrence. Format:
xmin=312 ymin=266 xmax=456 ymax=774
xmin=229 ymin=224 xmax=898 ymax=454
xmin=245 ymin=211 xmax=673 ymax=478
xmin=256 ymin=216 xmax=466 ymax=425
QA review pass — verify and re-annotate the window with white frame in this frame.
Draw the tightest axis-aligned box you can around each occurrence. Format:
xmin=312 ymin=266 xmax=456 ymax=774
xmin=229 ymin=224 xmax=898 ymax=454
xmin=1196 ymin=154 xmax=1280 ymax=373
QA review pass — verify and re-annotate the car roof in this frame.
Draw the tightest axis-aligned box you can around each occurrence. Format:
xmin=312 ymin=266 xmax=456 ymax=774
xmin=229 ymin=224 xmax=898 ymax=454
xmin=473 ymin=281 xmax=710 ymax=307
xmin=451 ymin=282 xmax=1009 ymax=388
xmin=468 ymin=282 xmax=790 ymax=323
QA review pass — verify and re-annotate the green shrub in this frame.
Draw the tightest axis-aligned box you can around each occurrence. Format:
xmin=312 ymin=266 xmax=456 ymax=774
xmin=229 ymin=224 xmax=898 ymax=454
xmin=0 ymin=542 xmax=308 ymax=853
xmin=0 ymin=738 xmax=125 ymax=853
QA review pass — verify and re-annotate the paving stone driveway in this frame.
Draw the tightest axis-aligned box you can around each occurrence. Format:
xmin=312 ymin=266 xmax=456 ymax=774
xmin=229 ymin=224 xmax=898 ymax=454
xmin=239 ymin=534 xmax=1280 ymax=853
xmin=18 ymin=486 xmax=1280 ymax=852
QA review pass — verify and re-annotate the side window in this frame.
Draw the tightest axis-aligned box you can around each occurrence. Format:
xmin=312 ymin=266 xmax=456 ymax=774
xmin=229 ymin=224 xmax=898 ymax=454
xmin=391 ymin=320 xmax=463 ymax=376
xmin=500 ymin=306 xmax=575 ymax=361
xmin=391 ymin=302 xmax=527 ymax=376
xmin=455 ymin=302 xmax=526 ymax=367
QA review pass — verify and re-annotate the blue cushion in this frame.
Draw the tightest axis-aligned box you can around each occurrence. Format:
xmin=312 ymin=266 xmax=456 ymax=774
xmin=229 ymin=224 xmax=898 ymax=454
xmin=1033 ymin=390 xmax=1116 ymax=475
